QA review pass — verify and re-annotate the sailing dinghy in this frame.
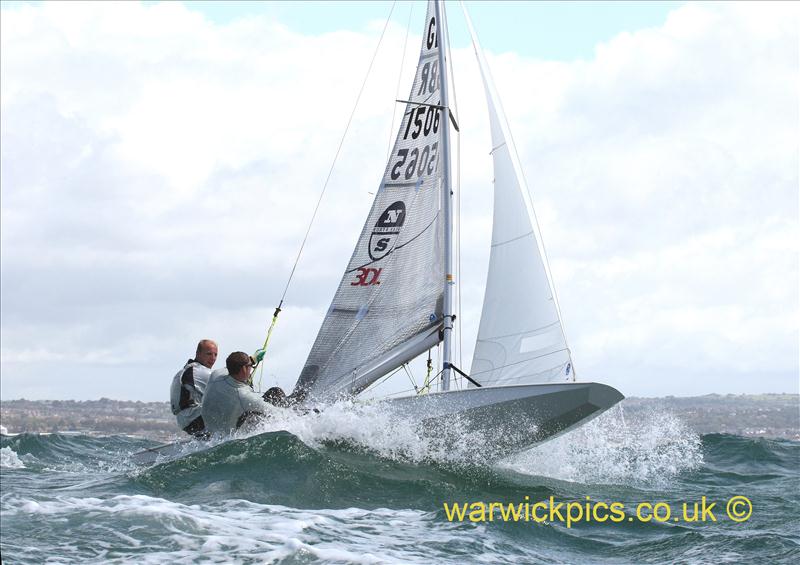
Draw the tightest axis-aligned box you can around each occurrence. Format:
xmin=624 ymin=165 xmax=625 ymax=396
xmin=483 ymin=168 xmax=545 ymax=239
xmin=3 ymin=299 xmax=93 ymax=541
xmin=133 ymin=0 xmax=621 ymax=465
xmin=289 ymin=0 xmax=622 ymax=458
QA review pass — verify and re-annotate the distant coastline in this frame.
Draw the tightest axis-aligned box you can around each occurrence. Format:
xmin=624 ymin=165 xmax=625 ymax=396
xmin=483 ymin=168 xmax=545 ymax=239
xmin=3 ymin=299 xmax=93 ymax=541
xmin=1 ymin=393 xmax=798 ymax=441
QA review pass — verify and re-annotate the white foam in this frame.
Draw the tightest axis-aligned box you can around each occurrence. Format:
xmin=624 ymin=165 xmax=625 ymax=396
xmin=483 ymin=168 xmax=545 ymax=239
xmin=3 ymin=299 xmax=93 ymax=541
xmin=501 ymin=405 xmax=704 ymax=487
xmin=140 ymin=397 xmax=704 ymax=482
xmin=240 ymin=400 xmax=492 ymax=465
xmin=4 ymin=494 xmax=448 ymax=564
xmin=0 ymin=446 xmax=25 ymax=469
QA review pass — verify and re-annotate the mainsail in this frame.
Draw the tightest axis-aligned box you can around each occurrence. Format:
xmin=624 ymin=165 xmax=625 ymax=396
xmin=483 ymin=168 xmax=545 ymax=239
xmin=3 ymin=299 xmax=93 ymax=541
xmin=465 ymin=9 xmax=573 ymax=387
xmin=294 ymin=0 xmax=446 ymax=402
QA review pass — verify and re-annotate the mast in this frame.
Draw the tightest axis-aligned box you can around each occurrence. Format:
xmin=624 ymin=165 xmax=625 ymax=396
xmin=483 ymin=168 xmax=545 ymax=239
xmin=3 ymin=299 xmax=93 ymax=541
xmin=435 ymin=0 xmax=455 ymax=391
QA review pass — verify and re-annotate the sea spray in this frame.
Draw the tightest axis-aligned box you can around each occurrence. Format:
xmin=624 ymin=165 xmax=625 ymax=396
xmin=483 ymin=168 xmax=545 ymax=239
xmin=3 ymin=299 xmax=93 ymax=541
xmin=237 ymin=399 xmax=515 ymax=466
xmin=129 ymin=399 xmax=705 ymax=489
xmin=502 ymin=405 xmax=704 ymax=487
xmin=0 ymin=446 xmax=25 ymax=469
xmin=233 ymin=398 xmax=705 ymax=482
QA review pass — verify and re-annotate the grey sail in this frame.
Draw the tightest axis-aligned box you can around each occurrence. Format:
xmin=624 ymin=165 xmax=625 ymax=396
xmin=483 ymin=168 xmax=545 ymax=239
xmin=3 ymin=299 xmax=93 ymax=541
xmin=293 ymin=0 xmax=446 ymax=403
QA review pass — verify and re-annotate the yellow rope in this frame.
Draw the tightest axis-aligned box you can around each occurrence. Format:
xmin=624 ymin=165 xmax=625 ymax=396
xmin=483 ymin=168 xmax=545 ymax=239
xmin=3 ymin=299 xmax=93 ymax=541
xmin=417 ymin=350 xmax=434 ymax=395
xmin=253 ymin=306 xmax=281 ymax=391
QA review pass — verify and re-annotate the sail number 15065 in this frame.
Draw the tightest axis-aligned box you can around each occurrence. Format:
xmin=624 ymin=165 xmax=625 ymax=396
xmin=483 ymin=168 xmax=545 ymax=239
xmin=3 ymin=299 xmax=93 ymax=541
xmin=391 ymin=142 xmax=439 ymax=180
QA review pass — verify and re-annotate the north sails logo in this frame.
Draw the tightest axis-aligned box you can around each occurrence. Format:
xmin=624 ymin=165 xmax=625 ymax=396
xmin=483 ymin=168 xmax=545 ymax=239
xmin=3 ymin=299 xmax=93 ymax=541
xmin=368 ymin=201 xmax=406 ymax=261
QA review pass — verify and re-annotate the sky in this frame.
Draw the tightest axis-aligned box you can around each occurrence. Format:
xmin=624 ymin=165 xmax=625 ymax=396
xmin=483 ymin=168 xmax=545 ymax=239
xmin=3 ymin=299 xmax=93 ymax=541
xmin=1 ymin=1 xmax=798 ymax=401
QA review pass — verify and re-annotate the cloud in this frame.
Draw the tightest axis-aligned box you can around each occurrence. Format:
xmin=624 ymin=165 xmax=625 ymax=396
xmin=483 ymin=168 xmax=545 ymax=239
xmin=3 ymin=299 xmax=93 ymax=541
xmin=1 ymin=1 xmax=797 ymax=400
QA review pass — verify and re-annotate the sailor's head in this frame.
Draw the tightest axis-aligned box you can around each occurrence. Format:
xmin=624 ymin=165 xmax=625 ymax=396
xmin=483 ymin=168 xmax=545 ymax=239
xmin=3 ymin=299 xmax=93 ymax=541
xmin=226 ymin=351 xmax=253 ymax=383
xmin=195 ymin=339 xmax=218 ymax=369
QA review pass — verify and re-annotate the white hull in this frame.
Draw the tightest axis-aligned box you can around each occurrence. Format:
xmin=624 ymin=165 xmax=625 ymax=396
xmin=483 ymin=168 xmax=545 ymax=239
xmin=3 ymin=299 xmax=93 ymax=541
xmin=380 ymin=382 xmax=624 ymax=459
xmin=131 ymin=382 xmax=622 ymax=465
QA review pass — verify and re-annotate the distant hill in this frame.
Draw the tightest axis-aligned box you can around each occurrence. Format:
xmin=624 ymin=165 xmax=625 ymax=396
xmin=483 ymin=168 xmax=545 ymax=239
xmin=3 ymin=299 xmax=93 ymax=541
xmin=621 ymin=394 xmax=799 ymax=440
xmin=0 ymin=398 xmax=180 ymax=440
xmin=1 ymin=394 xmax=798 ymax=441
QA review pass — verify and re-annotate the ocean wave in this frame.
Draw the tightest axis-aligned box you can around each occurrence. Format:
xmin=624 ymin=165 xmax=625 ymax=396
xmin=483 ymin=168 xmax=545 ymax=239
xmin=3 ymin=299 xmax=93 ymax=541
xmin=701 ymin=433 xmax=800 ymax=473
xmin=129 ymin=410 xmax=710 ymax=511
xmin=130 ymin=430 xmax=504 ymax=510
xmin=3 ymin=424 xmax=799 ymax=564
xmin=0 ymin=432 xmax=158 ymax=475
xmin=3 ymin=409 xmax=795 ymax=505
xmin=1 ymin=493 xmax=470 ymax=564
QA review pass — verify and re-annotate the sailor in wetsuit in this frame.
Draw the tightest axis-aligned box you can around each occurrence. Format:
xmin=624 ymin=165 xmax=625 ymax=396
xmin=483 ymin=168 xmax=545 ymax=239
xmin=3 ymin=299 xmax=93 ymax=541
xmin=202 ymin=351 xmax=281 ymax=434
xmin=169 ymin=339 xmax=218 ymax=437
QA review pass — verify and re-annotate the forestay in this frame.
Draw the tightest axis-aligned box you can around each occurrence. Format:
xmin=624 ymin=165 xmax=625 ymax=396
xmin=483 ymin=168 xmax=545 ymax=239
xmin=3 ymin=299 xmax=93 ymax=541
xmin=465 ymin=9 xmax=573 ymax=387
xmin=294 ymin=0 xmax=446 ymax=402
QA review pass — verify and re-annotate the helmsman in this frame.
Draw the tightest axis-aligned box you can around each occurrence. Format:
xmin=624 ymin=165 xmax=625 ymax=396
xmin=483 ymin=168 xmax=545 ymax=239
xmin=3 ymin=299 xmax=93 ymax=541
xmin=202 ymin=351 xmax=282 ymax=435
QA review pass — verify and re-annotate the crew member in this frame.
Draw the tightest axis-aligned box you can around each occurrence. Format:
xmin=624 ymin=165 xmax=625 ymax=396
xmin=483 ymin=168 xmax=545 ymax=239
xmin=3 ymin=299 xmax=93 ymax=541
xmin=169 ymin=339 xmax=218 ymax=437
xmin=202 ymin=351 xmax=281 ymax=434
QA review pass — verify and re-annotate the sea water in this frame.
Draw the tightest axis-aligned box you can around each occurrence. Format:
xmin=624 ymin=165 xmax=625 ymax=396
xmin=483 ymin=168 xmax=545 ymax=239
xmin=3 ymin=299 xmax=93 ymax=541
xmin=1 ymin=405 xmax=798 ymax=564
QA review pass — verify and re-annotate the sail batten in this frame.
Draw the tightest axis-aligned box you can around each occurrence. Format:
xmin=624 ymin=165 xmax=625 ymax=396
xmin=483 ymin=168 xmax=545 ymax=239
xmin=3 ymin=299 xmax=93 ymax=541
xmin=293 ymin=0 xmax=447 ymax=403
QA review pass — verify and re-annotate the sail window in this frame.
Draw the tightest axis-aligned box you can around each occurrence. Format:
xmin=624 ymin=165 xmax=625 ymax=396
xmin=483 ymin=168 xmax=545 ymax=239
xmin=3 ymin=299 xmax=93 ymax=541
xmin=520 ymin=329 xmax=561 ymax=354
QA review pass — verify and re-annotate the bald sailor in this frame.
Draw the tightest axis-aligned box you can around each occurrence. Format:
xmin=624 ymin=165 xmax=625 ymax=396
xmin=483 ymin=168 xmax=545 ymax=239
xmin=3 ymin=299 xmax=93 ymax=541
xmin=202 ymin=351 xmax=279 ymax=434
xmin=169 ymin=339 xmax=218 ymax=437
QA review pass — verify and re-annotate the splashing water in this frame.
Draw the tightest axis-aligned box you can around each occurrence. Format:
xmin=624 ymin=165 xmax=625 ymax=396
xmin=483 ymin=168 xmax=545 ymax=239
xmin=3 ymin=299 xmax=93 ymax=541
xmin=237 ymin=400 xmax=495 ymax=466
xmin=129 ymin=395 xmax=706 ymax=487
xmin=501 ymin=405 xmax=703 ymax=487
xmin=199 ymin=398 xmax=705 ymax=481
xmin=1 ymin=446 xmax=26 ymax=469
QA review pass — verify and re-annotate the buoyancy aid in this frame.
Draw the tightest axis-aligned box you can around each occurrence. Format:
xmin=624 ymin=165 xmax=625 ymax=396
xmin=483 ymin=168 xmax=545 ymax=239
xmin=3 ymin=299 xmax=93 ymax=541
xmin=169 ymin=359 xmax=212 ymax=431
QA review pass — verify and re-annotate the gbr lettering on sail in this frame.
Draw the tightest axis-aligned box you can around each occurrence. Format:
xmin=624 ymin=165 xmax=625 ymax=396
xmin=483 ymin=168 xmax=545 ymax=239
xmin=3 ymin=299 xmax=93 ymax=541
xmin=391 ymin=16 xmax=441 ymax=182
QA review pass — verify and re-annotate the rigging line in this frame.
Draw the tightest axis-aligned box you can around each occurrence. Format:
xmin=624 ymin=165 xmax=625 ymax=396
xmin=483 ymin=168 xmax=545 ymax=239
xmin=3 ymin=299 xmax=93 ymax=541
xmin=436 ymin=341 xmax=442 ymax=392
xmin=419 ymin=349 xmax=433 ymax=394
xmin=277 ymin=0 xmax=398 ymax=306
xmin=386 ymin=2 xmax=414 ymax=162
xmin=418 ymin=367 xmax=444 ymax=396
xmin=383 ymin=383 xmax=430 ymax=399
xmin=402 ymin=363 xmax=418 ymax=392
xmin=443 ymin=3 xmax=460 ymax=121
xmin=442 ymin=2 xmax=463 ymax=373
xmin=364 ymin=365 xmax=406 ymax=396
xmin=456 ymin=119 xmax=463 ymax=371
xmin=459 ymin=0 xmax=575 ymax=376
